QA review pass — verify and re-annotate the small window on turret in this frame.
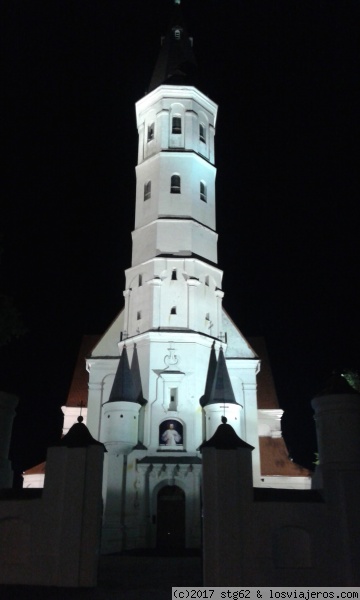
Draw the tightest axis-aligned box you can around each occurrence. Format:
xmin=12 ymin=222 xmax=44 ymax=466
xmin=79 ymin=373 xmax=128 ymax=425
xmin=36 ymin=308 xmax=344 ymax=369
xmin=205 ymin=276 xmax=209 ymax=286
xmin=144 ymin=181 xmax=151 ymax=201
xmin=147 ymin=123 xmax=154 ymax=141
xmin=137 ymin=311 xmax=141 ymax=320
xmin=200 ymin=181 xmax=207 ymax=202
xmin=172 ymin=116 xmax=182 ymax=134
xmin=174 ymin=29 xmax=181 ymax=40
xmin=138 ymin=274 xmax=142 ymax=286
xmin=199 ymin=123 xmax=206 ymax=143
xmin=170 ymin=175 xmax=181 ymax=194
xmin=171 ymin=269 xmax=177 ymax=280
xmin=170 ymin=306 xmax=177 ymax=315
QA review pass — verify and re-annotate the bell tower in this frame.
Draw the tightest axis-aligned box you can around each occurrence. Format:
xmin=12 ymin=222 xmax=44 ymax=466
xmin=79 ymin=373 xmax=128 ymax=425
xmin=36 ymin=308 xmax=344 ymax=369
xmin=123 ymin=5 xmax=221 ymax=342
xmin=84 ymin=2 xmax=260 ymax=553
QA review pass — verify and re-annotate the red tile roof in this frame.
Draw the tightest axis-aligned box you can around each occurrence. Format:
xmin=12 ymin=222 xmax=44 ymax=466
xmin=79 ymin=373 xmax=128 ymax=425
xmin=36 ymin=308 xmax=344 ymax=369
xmin=23 ymin=461 xmax=46 ymax=476
xmin=249 ymin=336 xmax=280 ymax=410
xmin=260 ymin=437 xmax=310 ymax=476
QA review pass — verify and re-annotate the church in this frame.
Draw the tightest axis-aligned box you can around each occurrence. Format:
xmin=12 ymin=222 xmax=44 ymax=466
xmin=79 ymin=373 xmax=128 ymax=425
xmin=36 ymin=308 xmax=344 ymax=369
xmin=24 ymin=1 xmax=310 ymax=554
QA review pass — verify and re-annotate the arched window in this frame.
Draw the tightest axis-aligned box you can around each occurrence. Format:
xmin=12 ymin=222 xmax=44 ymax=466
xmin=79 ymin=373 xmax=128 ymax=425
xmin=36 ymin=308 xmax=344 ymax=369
xmin=170 ymin=306 xmax=177 ymax=315
xmin=171 ymin=269 xmax=177 ymax=280
xmin=144 ymin=181 xmax=151 ymax=201
xmin=172 ymin=116 xmax=182 ymax=134
xmin=200 ymin=181 xmax=207 ymax=202
xmin=199 ymin=123 xmax=206 ymax=143
xmin=171 ymin=175 xmax=181 ymax=194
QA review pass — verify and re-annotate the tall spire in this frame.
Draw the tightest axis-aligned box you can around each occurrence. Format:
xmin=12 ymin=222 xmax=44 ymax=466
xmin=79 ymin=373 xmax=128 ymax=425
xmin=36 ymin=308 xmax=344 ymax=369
xmin=148 ymin=1 xmax=198 ymax=92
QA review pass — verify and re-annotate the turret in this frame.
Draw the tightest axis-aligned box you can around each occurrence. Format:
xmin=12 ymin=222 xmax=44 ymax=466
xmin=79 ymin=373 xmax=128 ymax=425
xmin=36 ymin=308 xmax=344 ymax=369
xmin=101 ymin=346 xmax=146 ymax=455
xmin=201 ymin=346 xmax=243 ymax=440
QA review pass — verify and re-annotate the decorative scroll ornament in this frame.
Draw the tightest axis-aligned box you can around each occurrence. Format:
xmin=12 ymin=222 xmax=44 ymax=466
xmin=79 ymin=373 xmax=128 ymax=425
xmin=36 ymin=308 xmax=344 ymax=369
xmin=164 ymin=345 xmax=180 ymax=367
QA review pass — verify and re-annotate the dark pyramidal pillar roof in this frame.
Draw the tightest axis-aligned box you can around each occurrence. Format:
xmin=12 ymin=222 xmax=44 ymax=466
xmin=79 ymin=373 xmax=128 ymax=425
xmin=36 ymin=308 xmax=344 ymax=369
xmin=200 ymin=417 xmax=254 ymax=451
xmin=57 ymin=416 xmax=106 ymax=450
xmin=148 ymin=1 xmax=198 ymax=92
xmin=315 ymin=371 xmax=360 ymax=397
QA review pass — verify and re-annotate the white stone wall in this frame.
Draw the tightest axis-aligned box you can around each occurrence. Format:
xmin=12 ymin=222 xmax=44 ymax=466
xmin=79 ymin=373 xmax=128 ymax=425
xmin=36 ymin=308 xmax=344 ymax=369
xmin=136 ymin=86 xmax=217 ymax=165
xmin=135 ymin=153 xmax=216 ymax=231
xmin=124 ymin=258 xmax=223 ymax=338
xmin=84 ymin=74 xmax=306 ymax=554
xmin=131 ymin=219 xmax=218 ymax=265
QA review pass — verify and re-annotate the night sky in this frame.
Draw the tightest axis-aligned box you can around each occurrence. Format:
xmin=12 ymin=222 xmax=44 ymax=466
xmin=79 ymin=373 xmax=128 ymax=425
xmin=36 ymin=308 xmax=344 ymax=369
xmin=1 ymin=0 xmax=359 ymax=477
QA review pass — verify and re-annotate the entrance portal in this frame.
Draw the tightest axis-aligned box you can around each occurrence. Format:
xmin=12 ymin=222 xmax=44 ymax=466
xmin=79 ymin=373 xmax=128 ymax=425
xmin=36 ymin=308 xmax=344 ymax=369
xmin=156 ymin=485 xmax=185 ymax=551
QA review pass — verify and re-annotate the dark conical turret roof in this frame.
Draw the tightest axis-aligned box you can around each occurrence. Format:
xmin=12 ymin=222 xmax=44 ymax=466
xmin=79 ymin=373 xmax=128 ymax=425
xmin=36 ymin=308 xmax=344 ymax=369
xmin=200 ymin=342 xmax=217 ymax=407
xmin=148 ymin=1 xmax=198 ymax=92
xmin=107 ymin=346 xmax=143 ymax=404
xmin=131 ymin=344 xmax=147 ymax=406
xmin=201 ymin=347 xmax=239 ymax=407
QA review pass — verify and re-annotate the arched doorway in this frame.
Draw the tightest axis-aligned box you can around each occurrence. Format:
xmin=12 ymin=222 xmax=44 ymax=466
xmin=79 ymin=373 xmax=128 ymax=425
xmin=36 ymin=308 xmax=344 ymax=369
xmin=156 ymin=485 xmax=185 ymax=551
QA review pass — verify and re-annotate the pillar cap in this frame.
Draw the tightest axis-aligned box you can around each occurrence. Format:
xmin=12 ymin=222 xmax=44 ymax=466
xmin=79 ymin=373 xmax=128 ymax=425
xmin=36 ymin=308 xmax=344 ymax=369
xmin=55 ymin=417 xmax=107 ymax=451
xmin=314 ymin=371 xmax=360 ymax=398
xmin=200 ymin=417 xmax=254 ymax=451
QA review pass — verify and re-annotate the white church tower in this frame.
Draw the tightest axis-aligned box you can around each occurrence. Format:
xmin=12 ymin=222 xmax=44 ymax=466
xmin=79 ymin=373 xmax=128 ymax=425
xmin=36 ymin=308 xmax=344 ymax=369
xmin=85 ymin=2 xmax=261 ymax=553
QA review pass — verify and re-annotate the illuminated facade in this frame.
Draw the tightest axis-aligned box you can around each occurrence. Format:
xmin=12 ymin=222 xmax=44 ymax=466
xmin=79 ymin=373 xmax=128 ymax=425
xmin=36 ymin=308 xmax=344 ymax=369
xmin=87 ymin=8 xmax=264 ymax=552
xmin=24 ymin=4 xmax=310 ymax=552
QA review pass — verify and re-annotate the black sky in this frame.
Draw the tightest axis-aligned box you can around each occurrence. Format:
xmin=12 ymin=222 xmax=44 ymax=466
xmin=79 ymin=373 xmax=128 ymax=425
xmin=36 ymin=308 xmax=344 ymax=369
xmin=1 ymin=0 xmax=359 ymax=474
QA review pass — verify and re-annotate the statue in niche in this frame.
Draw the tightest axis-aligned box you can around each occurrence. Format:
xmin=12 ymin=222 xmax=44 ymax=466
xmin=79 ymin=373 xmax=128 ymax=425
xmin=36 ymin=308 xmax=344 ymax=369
xmin=159 ymin=420 xmax=182 ymax=447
